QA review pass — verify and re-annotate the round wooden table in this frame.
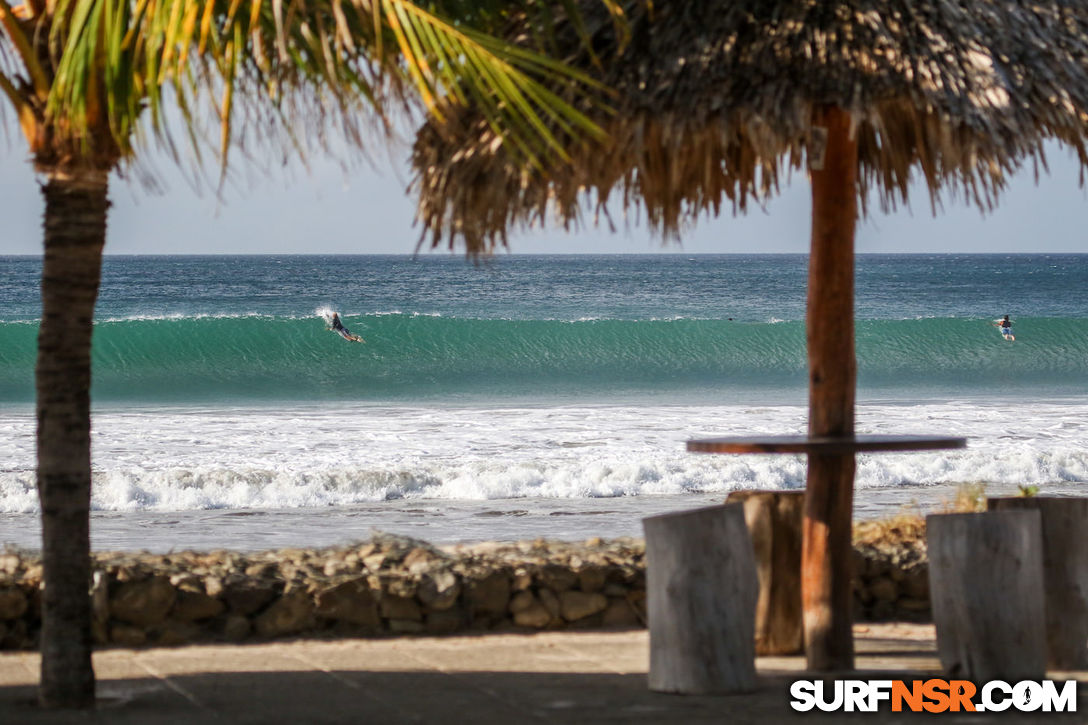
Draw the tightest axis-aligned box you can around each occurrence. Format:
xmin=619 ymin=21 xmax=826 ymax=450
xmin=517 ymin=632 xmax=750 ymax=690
xmin=687 ymin=434 xmax=967 ymax=455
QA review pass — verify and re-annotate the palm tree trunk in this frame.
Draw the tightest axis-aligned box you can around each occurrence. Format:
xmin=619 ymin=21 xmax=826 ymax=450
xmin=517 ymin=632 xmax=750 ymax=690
xmin=35 ymin=169 xmax=109 ymax=708
xmin=802 ymin=106 xmax=857 ymax=671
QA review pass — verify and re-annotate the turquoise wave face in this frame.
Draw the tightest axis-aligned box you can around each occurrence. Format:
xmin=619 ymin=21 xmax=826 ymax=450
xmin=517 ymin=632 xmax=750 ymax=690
xmin=1 ymin=315 xmax=1086 ymax=403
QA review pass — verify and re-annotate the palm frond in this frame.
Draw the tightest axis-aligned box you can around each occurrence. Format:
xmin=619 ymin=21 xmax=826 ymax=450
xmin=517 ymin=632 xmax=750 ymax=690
xmin=0 ymin=69 xmax=38 ymax=139
xmin=193 ymin=0 xmax=610 ymax=173
xmin=5 ymin=0 xmax=613 ymax=182
xmin=0 ymin=0 xmax=50 ymax=98
xmin=384 ymin=1 xmax=609 ymax=158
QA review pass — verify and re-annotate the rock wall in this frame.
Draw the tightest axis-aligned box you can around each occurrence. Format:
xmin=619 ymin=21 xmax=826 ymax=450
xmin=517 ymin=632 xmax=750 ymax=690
xmin=0 ymin=530 xmax=930 ymax=650
xmin=0 ymin=535 xmax=646 ymax=650
xmin=853 ymin=537 xmax=930 ymax=622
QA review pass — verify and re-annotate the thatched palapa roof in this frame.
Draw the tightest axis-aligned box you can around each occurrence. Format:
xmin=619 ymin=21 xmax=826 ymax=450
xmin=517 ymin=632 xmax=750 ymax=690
xmin=412 ymin=1 xmax=1088 ymax=252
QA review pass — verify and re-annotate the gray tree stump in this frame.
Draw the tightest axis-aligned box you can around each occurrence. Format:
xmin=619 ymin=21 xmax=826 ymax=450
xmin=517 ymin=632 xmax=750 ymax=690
xmin=927 ymin=510 xmax=1046 ymax=681
xmin=726 ymin=490 xmax=804 ymax=655
xmin=988 ymin=496 xmax=1088 ymax=669
xmin=643 ymin=503 xmax=758 ymax=694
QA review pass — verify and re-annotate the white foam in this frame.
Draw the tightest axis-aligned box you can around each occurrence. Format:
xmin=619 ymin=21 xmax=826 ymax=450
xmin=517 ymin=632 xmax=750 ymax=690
xmin=1 ymin=402 xmax=1086 ymax=514
xmin=97 ymin=312 xmax=270 ymax=323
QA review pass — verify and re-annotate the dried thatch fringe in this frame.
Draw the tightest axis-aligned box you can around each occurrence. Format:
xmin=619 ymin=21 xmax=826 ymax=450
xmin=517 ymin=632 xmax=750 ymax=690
xmin=412 ymin=0 xmax=1088 ymax=254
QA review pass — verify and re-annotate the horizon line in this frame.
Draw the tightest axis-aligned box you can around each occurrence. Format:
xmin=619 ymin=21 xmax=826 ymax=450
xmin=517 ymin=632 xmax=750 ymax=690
xmin=4 ymin=251 xmax=1086 ymax=258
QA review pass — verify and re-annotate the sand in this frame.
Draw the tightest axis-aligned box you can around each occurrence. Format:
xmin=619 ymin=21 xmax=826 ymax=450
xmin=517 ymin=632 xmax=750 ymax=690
xmin=1 ymin=624 xmax=1085 ymax=724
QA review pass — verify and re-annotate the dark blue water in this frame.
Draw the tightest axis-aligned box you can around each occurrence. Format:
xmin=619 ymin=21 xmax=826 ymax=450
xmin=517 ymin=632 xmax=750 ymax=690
xmin=2 ymin=253 xmax=1086 ymax=320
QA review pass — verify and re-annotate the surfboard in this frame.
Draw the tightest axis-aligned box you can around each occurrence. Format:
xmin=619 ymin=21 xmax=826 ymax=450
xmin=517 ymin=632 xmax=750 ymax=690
xmin=336 ymin=328 xmax=365 ymax=343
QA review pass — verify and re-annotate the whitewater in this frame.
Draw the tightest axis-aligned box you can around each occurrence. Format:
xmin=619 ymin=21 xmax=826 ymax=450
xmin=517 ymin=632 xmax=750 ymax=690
xmin=1 ymin=254 xmax=1086 ymax=551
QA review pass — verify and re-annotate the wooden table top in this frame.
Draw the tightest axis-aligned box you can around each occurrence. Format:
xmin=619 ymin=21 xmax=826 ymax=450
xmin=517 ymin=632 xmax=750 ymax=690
xmin=686 ymin=434 xmax=967 ymax=455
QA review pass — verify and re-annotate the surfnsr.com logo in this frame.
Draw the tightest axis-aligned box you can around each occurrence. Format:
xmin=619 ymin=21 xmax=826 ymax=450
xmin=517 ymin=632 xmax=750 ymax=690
xmin=790 ymin=679 xmax=1078 ymax=713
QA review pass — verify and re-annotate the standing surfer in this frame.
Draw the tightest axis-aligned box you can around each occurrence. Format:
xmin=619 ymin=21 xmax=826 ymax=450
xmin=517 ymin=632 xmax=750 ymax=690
xmin=994 ymin=314 xmax=1014 ymax=341
xmin=328 ymin=312 xmax=365 ymax=343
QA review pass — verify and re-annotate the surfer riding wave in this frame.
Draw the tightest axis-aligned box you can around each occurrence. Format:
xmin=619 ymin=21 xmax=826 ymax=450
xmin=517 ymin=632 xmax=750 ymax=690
xmin=324 ymin=310 xmax=365 ymax=343
xmin=993 ymin=314 xmax=1014 ymax=341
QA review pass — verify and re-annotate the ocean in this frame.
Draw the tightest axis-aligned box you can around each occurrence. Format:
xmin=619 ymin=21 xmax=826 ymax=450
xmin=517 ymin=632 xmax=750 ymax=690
xmin=2 ymin=254 xmax=1086 ymax=552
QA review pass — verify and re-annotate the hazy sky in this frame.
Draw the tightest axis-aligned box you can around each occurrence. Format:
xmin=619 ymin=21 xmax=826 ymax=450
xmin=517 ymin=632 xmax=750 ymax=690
xmin=2 ymin=134 xmax=1087 ymax=256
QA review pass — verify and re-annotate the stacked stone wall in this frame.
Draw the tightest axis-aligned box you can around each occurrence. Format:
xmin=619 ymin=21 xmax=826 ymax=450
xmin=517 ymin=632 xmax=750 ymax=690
xmin=0 ymin=530 xmax=931 ymax=650
xmin=853 ymin=536 xmax=930 ymax=622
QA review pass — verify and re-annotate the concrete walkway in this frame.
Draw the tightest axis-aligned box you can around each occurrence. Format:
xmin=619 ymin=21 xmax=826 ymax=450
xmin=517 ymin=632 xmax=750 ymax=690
xmin=1 ymin=624 xmax=1084 ymax=723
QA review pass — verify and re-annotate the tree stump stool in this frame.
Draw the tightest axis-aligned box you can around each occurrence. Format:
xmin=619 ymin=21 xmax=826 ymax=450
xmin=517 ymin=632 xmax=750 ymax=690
xmin=643 ymin=503 xmax=758 ymax=694
xmin=927 ymin=510 xmax=1046 ymax=681
xmin=725 ymin=490 xmax=804 ymax=655
xmin=988 ymin=496 xmax=1088 ymax=670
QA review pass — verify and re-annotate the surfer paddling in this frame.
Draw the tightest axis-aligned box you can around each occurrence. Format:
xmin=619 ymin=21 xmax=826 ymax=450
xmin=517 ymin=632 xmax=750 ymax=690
xmin=328 ymin=312 xmax=364 ymax=343
xmin=994 ymin=314 xmax=1014 ymax=341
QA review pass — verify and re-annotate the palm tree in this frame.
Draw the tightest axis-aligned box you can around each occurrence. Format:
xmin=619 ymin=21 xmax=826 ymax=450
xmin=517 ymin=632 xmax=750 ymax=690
xmin=1 ymin=0 xmax=606 ymax=708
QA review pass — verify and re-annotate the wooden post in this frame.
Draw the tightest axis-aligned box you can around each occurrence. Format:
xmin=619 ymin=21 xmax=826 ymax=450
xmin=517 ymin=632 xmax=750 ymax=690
xmin=726 ymin=490 xmax=804 ymax=654
xmin=988 ymin=496 xmax=1088 ymax=669
xmin=803 ymin=105 xmax=858 ymax=671
xmin=927 ymin=511 xmax=1047 ymax=681
xmin=643 ymin=504 xmax=758 ymax=694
